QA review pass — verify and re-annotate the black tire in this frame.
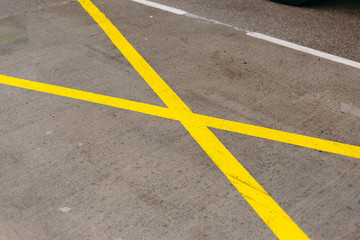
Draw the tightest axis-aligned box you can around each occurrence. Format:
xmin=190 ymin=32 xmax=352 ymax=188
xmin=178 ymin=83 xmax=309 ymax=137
xmin=270 ymin=0 xmax=310 ymax=5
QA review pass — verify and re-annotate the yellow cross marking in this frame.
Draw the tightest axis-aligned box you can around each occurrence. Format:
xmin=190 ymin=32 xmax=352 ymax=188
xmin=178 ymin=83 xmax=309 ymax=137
xmin=0 ymin=0 xmax=359 ymax=238
xmin=1 ymin=75 xmax=359 ymax=160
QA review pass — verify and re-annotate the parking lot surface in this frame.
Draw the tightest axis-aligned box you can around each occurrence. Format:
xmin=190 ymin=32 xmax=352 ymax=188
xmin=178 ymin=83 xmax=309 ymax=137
xmin=0 ymin=0 xmax=359 ymax=239
xmin=151 ymin=0 xmax=360 ymax=62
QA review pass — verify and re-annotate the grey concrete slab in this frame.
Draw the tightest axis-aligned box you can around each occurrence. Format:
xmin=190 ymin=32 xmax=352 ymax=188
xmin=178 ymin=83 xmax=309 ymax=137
xmin=0 ymin=0 xmax=359 ymax=240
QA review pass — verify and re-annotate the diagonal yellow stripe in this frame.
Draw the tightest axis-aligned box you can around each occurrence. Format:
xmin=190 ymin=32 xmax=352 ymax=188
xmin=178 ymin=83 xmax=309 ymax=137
xmin=198 ymin=115 xmax=360 ymax=159
xmin=77 ymin=0 xmax=190 ymax=114
xmin=1 ymin=75 xmax=359 ymax=160
xmin=0 ymin=75 xmax=174 ymax=120
xmin=77 ymin=0 xmax=310 ymax=239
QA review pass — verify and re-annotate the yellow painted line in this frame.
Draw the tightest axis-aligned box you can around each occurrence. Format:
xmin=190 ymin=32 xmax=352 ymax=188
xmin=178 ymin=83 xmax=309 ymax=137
xmin=77 ymin=0 xmax=310 ymax=239
xmin=78 ymin=0 xmax=190 ymax=114
xmin=197 ymin=114 xmax=360 ymax=159
xmin=180 ymin=120 xmax=309 ymax=240
xmin=1 ymin=74 xmax=359 ymax=160
xmin=0 ymin=75 xmax=174 ymax=120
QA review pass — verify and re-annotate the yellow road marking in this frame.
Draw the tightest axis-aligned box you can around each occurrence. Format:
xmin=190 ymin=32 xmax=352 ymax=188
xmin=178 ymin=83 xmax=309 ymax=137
xmin=1 ymin=75 xmax=359 ymax=160
xmin=0 ymin=75 xmax=174 ymax=120
xmin=79 ymin=0 xmax=190 ymax=114
xmin=78 ymin=0 xmax=309 ymax=239
xmin=3 ymin=0 xmax=357 ymax=238
xmin=200 ymin=115 xmax=360 ymax=159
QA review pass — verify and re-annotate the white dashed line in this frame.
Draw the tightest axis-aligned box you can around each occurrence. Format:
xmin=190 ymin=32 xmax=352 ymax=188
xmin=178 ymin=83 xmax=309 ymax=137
xmin=247 ymin=32 xmax=360 ymax=70
xmin=59 ymin=207 xmax=72 ymax=212
xmin=130 ymin=0 xmax=360 ymax=70
xmin=130 ymin=0 xmax=187 ymax=15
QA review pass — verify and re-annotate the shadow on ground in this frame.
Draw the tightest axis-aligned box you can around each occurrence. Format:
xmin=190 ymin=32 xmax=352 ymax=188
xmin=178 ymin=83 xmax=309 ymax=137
xmin=304 ymin=0 xmax=360 ymax=10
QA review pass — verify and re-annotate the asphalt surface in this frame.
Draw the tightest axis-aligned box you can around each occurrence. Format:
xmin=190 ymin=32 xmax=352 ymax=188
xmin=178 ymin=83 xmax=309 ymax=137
xmin=152 ymin=0 xmax=360 ymax=62
xmin=0 ymin=0 xmax=360 ymax=240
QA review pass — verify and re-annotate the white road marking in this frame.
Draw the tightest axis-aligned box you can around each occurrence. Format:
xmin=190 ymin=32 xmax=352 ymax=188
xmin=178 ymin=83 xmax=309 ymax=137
xmin=59 ymin=207 xmax=71 ymax=212
xmin=186 ymin=13 xmax=243 ymax=31
xmin=45 ymin=130 xmax=53 ymax=135
xmin=130 ymin=0 xmax=360 ymax=70
xmin=130 ymin=0 xmax=187 ymax=15
xmin=340 ymin=102 xmax=360 ymax=118
xmin=247 ymin=32 xmax=360 ymax=70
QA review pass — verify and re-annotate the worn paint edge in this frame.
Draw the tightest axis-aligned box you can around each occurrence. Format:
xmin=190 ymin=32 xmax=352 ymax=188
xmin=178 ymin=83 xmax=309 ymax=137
xmin=130 ymin=0 xmax=187 ymax=15
xmin=247 ymin=32 xmax=360 ymax=70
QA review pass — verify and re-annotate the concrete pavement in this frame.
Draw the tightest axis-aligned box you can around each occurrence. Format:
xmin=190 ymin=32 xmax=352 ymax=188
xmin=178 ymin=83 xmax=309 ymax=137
xmin=0 ymin=0 xmax=359 ymax=239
